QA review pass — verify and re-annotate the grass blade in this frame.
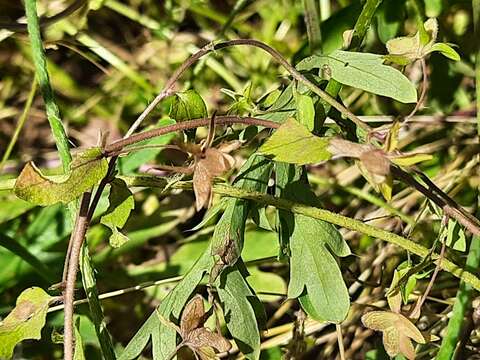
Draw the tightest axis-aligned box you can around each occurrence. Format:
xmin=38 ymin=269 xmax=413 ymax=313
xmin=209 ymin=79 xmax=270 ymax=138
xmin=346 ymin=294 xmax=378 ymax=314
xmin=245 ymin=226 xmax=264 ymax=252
xmin=24 ymin=0 xmax=72 ymax=171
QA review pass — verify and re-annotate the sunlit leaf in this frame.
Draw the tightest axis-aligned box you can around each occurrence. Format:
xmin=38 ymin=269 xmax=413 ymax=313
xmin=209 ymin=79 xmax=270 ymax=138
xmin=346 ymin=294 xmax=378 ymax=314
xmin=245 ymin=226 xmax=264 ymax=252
xmin=0 ymin=287 xmax=53 ymax=359
xmin=259 ymin=118 xmax=332 ymax=165
xmin=14 ymin=148 xmax=108 ymax=206
xmin=427 ymin=43 xmax=461 ymax=61
xmin=169 ymin=89 xmax=208 ymax=122
xmin=297 ymin=50 xmax=417 ymax=103
xmin=389 ymin=153 xmax=433 ymax=167
xmin=294 ymin=92 xmax=315 ymax=131
xmin=287 ymin=214 xmax=351 ymax=322
xmin=100 ymin=179 xmax=135 ymax=248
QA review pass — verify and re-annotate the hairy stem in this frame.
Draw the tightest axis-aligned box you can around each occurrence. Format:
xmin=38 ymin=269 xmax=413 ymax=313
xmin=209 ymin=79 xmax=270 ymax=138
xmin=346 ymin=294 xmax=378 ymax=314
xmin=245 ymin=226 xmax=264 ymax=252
xmin=63 ymin=192 xmax=91 ymax=360
xmin=24 ymin=0 xmax=72 ymax=172
xmin=105 ymin=116 xmax=279 ymax=154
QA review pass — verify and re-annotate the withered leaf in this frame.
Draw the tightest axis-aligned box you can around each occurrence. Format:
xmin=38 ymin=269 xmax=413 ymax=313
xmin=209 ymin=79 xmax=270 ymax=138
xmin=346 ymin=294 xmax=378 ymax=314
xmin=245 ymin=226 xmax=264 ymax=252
xmin=14 ymin=147 xmax=108 ymax=206
xmin=361 ymin=310 xmax=425 ymax=359
xmin=184 ymin=328 xmax=232 ymax=354
xmin=178 ymin=295 xmax=232 ymax=357
xmin=193 ymin=147 xmax=236 ymax=211
xmin=180 ymin=295 xmax=206 ymax=336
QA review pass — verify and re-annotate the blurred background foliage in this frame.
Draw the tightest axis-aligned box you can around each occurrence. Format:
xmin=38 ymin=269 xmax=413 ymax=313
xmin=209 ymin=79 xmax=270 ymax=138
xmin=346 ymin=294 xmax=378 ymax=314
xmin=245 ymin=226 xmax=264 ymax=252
xmin=0 ymin=0 xmax=479 ymax=358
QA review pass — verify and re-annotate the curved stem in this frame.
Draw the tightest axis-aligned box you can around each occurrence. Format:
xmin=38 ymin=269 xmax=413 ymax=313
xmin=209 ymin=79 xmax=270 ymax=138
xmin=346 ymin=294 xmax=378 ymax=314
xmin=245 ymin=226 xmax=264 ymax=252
xmin=127 ymin=39 xmax=371 ymax=136
xmin=406 ymin=58 xmax=428 ymax=121
xmin=105 ymin=116 xmax=279 ymax=154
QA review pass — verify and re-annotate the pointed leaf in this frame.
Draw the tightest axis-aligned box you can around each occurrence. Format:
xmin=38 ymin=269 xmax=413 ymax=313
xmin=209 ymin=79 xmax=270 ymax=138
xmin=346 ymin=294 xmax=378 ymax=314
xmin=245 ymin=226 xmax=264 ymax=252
xmin=210 ymin=155 xmax=273 ymax=276
xmin=287 ymin=215 xmax=350 ymax=322
xmin=169 ymin=89 xmax=208 ymax=122
xmin=427 ymin=42 xmax=461 ymax=61
xmin=216 ymin=263 xmax=263 ymax=360
xmin=295 ymin=93 xmax=315 ymax=131
xmin=259 ymin=118 xmax=332 ymax=165
xmin=14 ymin=148 xmax=108 ymax=206
xmin=100 ymin=179 xmax=135 ymax=248
xmin=297 ymin=50 xmax=417 ymax=103
xmin=0 ymin=287 xmax=53 ymax=359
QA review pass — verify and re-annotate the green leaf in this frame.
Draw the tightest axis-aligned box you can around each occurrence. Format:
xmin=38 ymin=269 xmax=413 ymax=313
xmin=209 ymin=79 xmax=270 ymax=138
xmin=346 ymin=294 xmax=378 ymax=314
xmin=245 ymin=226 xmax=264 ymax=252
xmin=288 ymin=215 xmax=351 ymax=322
xmin=294 ymin=92 xmax=315 ymax=131
xmin=14 ymin=147 xmax=108 ymax=206
xmin=297 ymin=50 xmax=417 ymax=103
xmin=168 ymin=89 xmax=208 ymax=122
xmin=427 ymin=43 xmax=461 ymax=61
xmin=100 ymin=179 xmax=135 ymax=248
xmin=247 ymin=267 xmax=286 ymax=302
xmin=216 ymin=263 xmax=263 ymax=360
xmin=389 ymin=153 xmax=433 ymax=166
xmin=386 ymin=18 xmax=441 ymax=62
xmin=119 ymin=249 xmax=213 ymax=360
xmin=79 ymin=245 xmax=116 ymax=360
xmin=210 ymin=155 xmax=273 ymax=277
xmin=275 ymin=163 xmax=350 ymax=321
xmin=444 ymin=219 xmax=467 ymax=252
xmin=0 ymin=287 xmax=53 ymax=359
xmin=259 ymin=118 xmax=332 ymax=165
xmin=74 ymin=317 xmax=86 ymax=360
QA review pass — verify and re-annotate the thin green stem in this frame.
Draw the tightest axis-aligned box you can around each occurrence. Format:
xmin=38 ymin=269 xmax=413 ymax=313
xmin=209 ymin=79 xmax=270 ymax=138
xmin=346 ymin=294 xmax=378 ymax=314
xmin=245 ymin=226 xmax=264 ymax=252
xmin=0 ymin=79 xmax=37 ymax=171
xmin=118 ymin=176 xmax=480 ymax=292
xmin=24 ymin=0 xmax=72 ymax=171
xmin=303 ymin=0 xmax=322 ymax=53
xmin=349 ymin=0 xmax=383 ymax=49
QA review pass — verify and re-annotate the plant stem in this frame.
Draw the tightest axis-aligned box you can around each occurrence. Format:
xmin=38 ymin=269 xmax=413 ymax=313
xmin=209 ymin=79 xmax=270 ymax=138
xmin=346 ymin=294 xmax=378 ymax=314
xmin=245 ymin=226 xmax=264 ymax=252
xmin=303 ymin=0 xmax=322 ymax=53
xmin=349 ymin=0 xmax=383 ymax=49
xmin=128 ymin=39 xmax=371 ymax=134
xmin=24 ymin=0 xmax=72 ymax=172
xmin=0 ymin=79 xmax=37 ymax=171
xmin=105 ymin=116 xmax=279 ymax=154
xmin=64 ymin=192 xmax=91 ymax=360
xmin=116 ymin=177 xmax=480 ymax=292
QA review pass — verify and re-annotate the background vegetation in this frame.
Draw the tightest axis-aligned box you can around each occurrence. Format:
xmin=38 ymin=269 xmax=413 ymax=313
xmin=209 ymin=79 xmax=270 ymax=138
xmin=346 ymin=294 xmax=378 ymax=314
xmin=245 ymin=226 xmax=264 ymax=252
xmin=0 ymin=0 xmax=479 ymax=359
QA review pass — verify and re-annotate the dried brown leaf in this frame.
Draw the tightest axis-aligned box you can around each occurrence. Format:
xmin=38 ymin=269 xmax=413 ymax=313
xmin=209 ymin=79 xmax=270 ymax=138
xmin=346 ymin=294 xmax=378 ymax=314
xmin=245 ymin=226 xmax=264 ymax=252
xmin=185 ymin=328 xmax=232 ymax=353
xmin=180 ymin=295 xmax=206 ymax=336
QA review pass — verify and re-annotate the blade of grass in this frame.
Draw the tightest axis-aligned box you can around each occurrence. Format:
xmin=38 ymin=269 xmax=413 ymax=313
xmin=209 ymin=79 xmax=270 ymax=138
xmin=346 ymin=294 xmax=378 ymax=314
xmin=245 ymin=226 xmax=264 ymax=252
xmin=24 ymin=0 xmax=72 ymax=171
xmin=0 ymin=233 xmax=56 ymax=283
xmin=436 ymin=233 xmax=480 ymax=358
xmin=79 ymin=244 xmax=117 ymax=360
xmin=303 ymin=0 xmax=322 ymax=53
xmin=0 ymin=79 xmax=37 ymax=171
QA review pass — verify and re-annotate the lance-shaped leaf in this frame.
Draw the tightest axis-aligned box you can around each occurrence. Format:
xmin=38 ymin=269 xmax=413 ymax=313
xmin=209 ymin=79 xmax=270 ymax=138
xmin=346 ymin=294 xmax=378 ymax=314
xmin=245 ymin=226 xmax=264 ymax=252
xmin=100 ymin=179 xmax=135 ymax=248
xmin=216 ymin=262 xmax=264 ymax=360
xmin=210 ymin=155 xmax=273 ymax=279
xmin=297 ymin=50 xmax=417 ymax=103
xmin=294 ymin=92 xmax=315 ymax=131
xmin=258 ymin=118 xmax=332 ymax=165
xmin=119 ymin=248 xmax=214 ymax=360
xmin=362 ymin=311 xmax=426 ymax=359
xmin=14 ymin=147 xmax=108 ymax=206
xmin=0 ymin=287 xmax=53 ymax=359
